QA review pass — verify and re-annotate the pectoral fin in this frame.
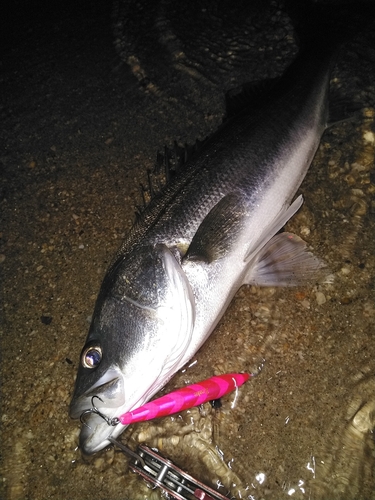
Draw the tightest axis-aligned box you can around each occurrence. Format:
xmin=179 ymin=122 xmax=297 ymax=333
xmin=184 ymin=193 xmax=246 ymax=263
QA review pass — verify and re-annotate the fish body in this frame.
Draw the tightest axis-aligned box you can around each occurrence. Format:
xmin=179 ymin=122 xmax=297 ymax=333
xmin=70 ymin=16 xmax=337 ymax=454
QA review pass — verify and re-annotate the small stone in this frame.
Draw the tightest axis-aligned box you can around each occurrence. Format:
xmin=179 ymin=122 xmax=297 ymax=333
xmin=340 ymin=296 xmax=352 ymax=305
xmin=41 ymin=315 xmax=53 ymax=325
xmin=340 ymin=266 xmax=351 ymax=276
xmin=363 ymin=130 xmax=374 ymax=145
xmin=170 ymin=435 xmax=180 ymax=446
xmin=315 ymin=292 xmax=326 ymax=305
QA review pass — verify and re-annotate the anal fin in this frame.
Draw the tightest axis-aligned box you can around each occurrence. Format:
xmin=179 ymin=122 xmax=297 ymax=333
xmin=245 ymin=232 xmax=326 ymax=287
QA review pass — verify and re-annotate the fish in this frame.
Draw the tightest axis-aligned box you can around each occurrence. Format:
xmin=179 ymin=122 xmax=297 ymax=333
xmin=69 ymin=3 xmax=357 ymax=454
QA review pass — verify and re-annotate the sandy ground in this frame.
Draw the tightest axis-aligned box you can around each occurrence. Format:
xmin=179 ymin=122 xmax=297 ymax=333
xmin=1 ymin=1 xmax=375 ymax=499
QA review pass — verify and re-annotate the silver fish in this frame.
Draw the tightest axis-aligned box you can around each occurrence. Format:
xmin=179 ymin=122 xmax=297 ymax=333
xmin=70 ymin=18 xmax=338 ymax=454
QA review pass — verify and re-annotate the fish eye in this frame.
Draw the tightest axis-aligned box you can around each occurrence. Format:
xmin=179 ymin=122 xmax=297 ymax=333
xmin=81 ymin=345 xmax=102 ymax=369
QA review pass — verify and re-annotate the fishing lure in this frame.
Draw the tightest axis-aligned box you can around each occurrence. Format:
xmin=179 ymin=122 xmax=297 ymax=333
xmin=80 ymin=373 xmax=251 ymax=428
xmin=117 ymin=372 xmax=251 ymax=425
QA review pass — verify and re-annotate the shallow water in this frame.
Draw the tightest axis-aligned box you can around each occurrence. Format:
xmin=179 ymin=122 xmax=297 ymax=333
xmin=1 ymin=1 xmax=375 ymax=499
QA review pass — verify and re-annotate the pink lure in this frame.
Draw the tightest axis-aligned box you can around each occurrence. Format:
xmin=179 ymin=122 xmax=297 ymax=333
xmin=118 ymin=373 xmax=250 ymax=425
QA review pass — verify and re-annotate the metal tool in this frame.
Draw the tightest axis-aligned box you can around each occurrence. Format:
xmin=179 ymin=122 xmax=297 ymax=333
xmin=109 ymin=437 xmax=231 ymax=500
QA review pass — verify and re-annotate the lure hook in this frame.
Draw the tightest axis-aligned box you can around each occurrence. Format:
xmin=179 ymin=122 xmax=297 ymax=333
xmin=79 ymin=395 xmax=119 ymax=428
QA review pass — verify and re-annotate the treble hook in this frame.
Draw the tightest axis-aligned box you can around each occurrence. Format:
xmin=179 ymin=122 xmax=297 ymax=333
xmin=80 ymin=395 xmax=119 ymax=428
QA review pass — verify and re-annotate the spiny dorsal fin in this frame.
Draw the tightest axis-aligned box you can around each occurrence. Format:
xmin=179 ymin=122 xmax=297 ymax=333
xmin=135 ymin=138 xmax=207 ymax=220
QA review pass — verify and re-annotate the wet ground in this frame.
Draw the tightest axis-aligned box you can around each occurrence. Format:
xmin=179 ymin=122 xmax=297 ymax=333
xmin=1 ymin=1 xmax=375 ymax=499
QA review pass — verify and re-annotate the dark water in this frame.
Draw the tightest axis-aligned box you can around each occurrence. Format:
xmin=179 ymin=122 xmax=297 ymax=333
xmin=1 ymin=1 xmax=374 ymax=499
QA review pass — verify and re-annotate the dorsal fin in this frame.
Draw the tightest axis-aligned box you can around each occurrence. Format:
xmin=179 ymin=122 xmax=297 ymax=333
xmin=134 ymin=138 xmax=208 ymax=220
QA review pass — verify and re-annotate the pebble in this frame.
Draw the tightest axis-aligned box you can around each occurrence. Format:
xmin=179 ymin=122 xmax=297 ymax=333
xmin=300 ymin=226 xmax=310 ymax=237
xmin=363 ymin=130 xmax=374 ymax=144
xmin=340 ymin=266 xmax=351 ymax=276
xmin=315 ymin=292 xmax=326 ymax=305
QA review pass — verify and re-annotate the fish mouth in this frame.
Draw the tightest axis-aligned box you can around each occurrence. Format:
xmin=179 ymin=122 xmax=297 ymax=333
xmin=70 ymin=368 xmax=125 ymax=419
xmin=78 ymin=413 xmax=127 ymax=455
xmin=70 ymin=368 xmax=127 ymax=454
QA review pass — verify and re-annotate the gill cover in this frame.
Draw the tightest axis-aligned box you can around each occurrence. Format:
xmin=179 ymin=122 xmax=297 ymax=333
xmin=135 ymin=243 xmax=196 ymax=401
xmin=70 ymin=243 xmax=195 ymax=422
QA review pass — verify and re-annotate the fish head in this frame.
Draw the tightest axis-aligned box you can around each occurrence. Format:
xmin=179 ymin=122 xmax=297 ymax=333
xmin=69 ymin=244 xmax=195 ymax=454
